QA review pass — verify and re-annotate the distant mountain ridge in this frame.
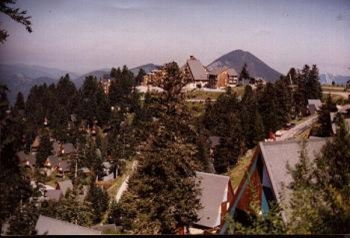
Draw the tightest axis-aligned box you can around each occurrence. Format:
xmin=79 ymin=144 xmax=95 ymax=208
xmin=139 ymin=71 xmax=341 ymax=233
xmin=319 ymin=73 xmax=350 ymax=85
xmin=207 ymin=49 xmax=282 ymax=82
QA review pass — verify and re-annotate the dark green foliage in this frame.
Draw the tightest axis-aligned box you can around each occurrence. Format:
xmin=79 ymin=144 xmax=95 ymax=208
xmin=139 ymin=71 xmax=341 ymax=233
xmin=109 ymin=66 xmax=135 ymax=113
xmin=7 ymin=202 xmax=39 ymax=235
xmin=239 ymin=63 xmax=253 ymax=84
xmin=287 ymin=121 xmax=350 ymax=234
xmin=85 ymin=182 xmax=109 ymax=223
xmin=274 ymin=79 xmax=292 ymax=127
xmin=135 ymin=68 xmax=146 ymax=86
xmin=214 ymin=113 xmax=245 ymax=173
xmin=117 ymin=62 xmax=202 ymax=234
xmin=0 ymin=0 xmax=32 ymax=43
xmin=315 ymin=95 xmax=337 ymax=137
xmin=14 ymin=91 xmax=25 ymax=111
xmin=0 ymin=87 xmax=32 ymax=229
xmin=36 ymin=131 xmax=53 ymax=167
xmin=78 ymin=76 xmax=110 ymax=125
xmin=257 ymin=82 xmax=279 ymax=135
xmin=241 ymin=85 xmax=265 ymax=148
xmin=40 ymin=190 xmax=94 ymax=227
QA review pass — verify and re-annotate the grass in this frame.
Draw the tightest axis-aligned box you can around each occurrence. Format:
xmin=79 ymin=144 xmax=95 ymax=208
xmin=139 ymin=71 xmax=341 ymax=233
xmin=295 ymin=127 xmax=312 ymax=140
xmin=186 ymin=86 xmax=245 ymax=100
xmin=106 ymin=159 xmax=134 ymax=198
xmin=227 ymin=148 xmax=255 ymax=191
xmin=322 ymin=85 xmax=346 ymax=92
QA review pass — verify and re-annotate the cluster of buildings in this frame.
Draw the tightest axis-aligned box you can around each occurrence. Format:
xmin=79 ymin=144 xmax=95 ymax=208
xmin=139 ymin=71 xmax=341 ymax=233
xmin=142 ymin=55 xmax=265 ymax=90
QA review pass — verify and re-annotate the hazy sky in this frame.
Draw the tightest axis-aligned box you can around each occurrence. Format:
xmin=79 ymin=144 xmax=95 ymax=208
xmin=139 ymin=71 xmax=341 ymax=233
xmin=0 ymin=0 xmax=349 ymax=75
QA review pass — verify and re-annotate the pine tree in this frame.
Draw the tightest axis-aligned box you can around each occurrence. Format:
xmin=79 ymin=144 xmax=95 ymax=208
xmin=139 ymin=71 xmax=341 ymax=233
xmin=36 ymin=131 xmax=53 ymax=167
xmin=85 ymin=182 xmax=109 ymax=223
xmin=286 ymin=121 xmax=350 ymax=234
xmin=239 ymin=63 xmax=251 ymax=85
xmin=14 ymin=91 xmax=25 ymax=112
xmin=241 ymin=85 xmax=265 ymax=148
xmin=274 ymin=78 xmax=292 ymax=127
xmin=135 ymin=68 xmax=146 ymax=86
xmin=315 ymin=95 xmax=337 ymax=137
xmin=7 ymin=202 xmax=39 ymax=235
xmin=116 ymin=62 xmax=202 ymax=234
xmin=40 ymin=190 xmax=94 ymax=227
xmin=0 ymin=87 xmax=32 ymax=229
xmin=257 ymin=83 xmax=279 ymax=135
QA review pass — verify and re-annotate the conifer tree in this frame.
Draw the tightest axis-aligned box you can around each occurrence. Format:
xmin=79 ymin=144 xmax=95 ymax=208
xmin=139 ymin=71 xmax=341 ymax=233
xmin=135 ymin=68 xmax=146 ymax=86
xmin=85 ymin=181 xmax=109 ymax=223
xmin=14 ymin=91 xmax=25 ymax=111
xmin=117 ymin=62 xmax=202 ymax=234
xmin=36 ymin=131 xmax=53 ymax=167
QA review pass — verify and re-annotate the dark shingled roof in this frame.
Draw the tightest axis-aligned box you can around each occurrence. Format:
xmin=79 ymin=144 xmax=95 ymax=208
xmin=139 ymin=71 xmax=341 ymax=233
xmin=62 ymin=143 xmax=75 ymax=154
xmin=195 ymin=171 xmax=230 ymax=228
xmin=187 ymin=57 xmax=208 ymax=81
xmin=46 ymin=155 xmax=60 ymax=167
xmin=35 ymin=215 xmax=101 ymax=235
xmin=58 ymin=160 xmax=71 ymax=172
xmin=16 ymin=151 xmax=36 ymax=166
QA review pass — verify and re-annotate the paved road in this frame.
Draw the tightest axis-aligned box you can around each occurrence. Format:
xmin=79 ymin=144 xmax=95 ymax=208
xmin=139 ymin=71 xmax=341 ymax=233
xmin=115 ymin=160 xmax=138 ymax=202
xmin=276 ymin=114 xmax=318 ymax=141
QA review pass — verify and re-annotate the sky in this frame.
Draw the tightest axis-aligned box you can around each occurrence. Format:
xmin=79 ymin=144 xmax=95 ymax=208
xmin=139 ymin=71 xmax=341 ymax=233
xmin=0 ymin=0 xmax=349 ymax=75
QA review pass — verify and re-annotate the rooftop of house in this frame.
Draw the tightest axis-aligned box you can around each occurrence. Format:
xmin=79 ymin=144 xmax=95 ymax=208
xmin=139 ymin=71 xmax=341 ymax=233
xmin=208 ymin=67 xmax=238 ymax=77
xmin=58 ymin=160 xmax=71 ymax=172
xmin=46 ymin=155 xmax=60 ymax=167
xmin=62 ymin=143 xmax=75 ymax=154
xmin=307 ymin=99 xmax=322 ymax=110
xmin=186 ymin=56 xmax=208 ymax=81
xmin=35 ymin=215 xmax=101 ymax=235
xmin=16 ymin=151 xmax=36 ymax=166
xmin=45 ymin=189 xmax=63 ymax=201
xmin=259 ymin=138 xmax=329 ymax=207
xmin=57 ymin=179 xmax=73 ymax=196
xmin=52 ymin=141 xmax=61 ymax=155
xmin=195 ymin=171 xmax=230 ymax=228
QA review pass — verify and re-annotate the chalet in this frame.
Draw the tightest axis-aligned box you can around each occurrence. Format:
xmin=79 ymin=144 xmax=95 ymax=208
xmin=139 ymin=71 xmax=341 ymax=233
xmin=142 ymin=68 xmax=165 ymax=86
xmin=183 ymin=56 xmax=208 ymax=88
xmin=16 ymin=151 xmax=36 ymax=168
xmin=186 ymin=172 xmax=234 ymax=235
xmin=45 ymin=155 xmax=60 ymax=169
xmin=61 ymin=143 xmax=75 ymax=155
xmin=208 ymin=67 xmax=238 ymax=89
xmin=57 ymin=160 xmax=71 ymax=177
xmin=307 ymin=99 xmax=322 ymax=115
xmin=220 ymin=138 xmax=329 ymax=234
xmin=35 ymin=215 xmax=101 ymax=235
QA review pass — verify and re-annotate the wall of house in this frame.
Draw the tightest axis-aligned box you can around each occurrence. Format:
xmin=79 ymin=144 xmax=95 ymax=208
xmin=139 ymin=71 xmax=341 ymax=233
xmin=216 ymin=72 xmax=229 ymax=88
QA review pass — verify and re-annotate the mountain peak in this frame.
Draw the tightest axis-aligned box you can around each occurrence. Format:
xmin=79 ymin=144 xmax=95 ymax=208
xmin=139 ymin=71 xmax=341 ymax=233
xmin=207 ymin=49 xmax=281 ymax=81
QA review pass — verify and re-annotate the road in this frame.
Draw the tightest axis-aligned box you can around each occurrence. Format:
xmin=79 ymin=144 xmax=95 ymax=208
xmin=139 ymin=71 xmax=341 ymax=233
xmin=276 ymin=114 xmax=318 ymax=141
xmin=115 ymin=160 xmax=138 ymax=202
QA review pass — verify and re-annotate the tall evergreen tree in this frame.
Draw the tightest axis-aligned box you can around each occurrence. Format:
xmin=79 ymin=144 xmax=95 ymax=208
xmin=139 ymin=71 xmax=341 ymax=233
xmin=36 ymin=131 xmax=53 ymax=167
xmin=117 ymin=62 xmax=202 ymax=234
xmin=135 ymin=68 xmax=146 ymax=86
xmin=14 ymin=91 xmax=25 ymax=111
xmin=85 ymin=181 xmax=109 ymax=223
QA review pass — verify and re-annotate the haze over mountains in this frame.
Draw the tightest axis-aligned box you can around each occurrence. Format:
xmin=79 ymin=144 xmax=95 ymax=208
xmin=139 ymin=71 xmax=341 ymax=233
xmin=1 ymin=50 xmax=349 ymax=103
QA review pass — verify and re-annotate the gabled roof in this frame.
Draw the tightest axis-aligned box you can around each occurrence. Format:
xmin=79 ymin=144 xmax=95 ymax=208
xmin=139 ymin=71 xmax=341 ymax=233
xmin=46 ymin=155 xmax=60 ymax=167
xmin=57 ymin=180 xmax=73 ymax=195
xmin=259 ymin=138 xmax=329 ymax=208
xmin=62 ymin=143 xmax=75 ymax=154
xmin=58 ymin=160 xmax=71 ymax=172
xmin=35 ymin=215 xmax=101 ymax=235
xmin=226 ymin=68 xmax=238 ymax=76
xmin=186 ymin=57 xmax=208 ymax=81
xmin=16 ymin=151 xmax=36 ymax=166
xmin=195 ymin=171 xmax=230 ymax=228
xmin=45 ymin=189 xmax=63 ymax=201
